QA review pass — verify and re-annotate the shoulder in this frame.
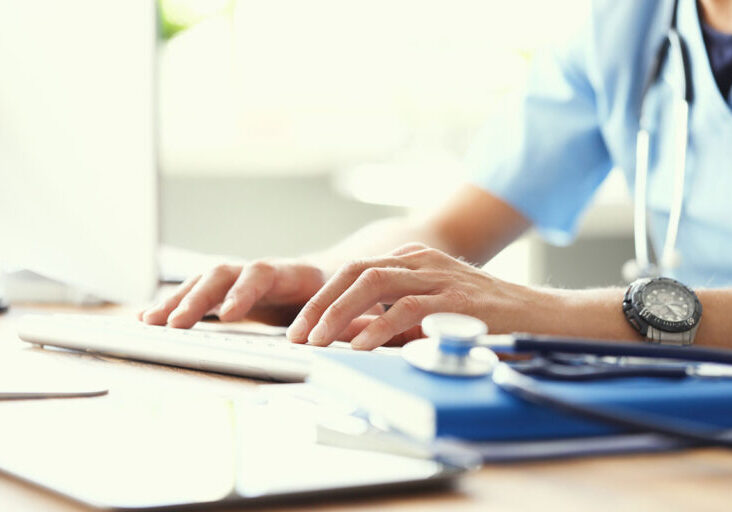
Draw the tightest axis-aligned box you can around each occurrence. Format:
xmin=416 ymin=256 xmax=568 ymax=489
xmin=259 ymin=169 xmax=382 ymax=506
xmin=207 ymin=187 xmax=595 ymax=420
xmin=582 ymin=0 xmax=672 ymax=152
xmin=544 ymin=1 xmax=670 ymax=87
xmin=583 ymin=0 xmax=672 ymax=95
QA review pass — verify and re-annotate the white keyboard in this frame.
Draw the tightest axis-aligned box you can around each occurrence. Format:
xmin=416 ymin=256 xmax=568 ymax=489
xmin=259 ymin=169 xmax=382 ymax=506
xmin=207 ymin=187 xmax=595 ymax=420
xmin=18 ymin=314 xmax=398 ymax=382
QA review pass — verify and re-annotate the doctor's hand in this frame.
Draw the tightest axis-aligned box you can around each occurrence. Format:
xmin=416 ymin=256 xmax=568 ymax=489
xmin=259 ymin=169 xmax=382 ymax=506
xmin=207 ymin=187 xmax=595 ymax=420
xmin=139 ymin=260 xmax=328 ymax=328
xmin=286 ymin=243 xmax=546 ymax=350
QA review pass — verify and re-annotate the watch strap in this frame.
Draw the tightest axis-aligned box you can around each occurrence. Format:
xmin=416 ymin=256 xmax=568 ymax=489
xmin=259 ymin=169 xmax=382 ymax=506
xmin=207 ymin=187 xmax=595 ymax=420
xmin=646 ymin=324 xmax=699 ymax=346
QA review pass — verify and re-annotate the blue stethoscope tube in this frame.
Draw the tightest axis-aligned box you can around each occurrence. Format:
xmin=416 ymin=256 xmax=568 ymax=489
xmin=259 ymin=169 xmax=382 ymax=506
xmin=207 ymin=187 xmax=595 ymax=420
xmin=624 ymin=0 xmax=693 ymax=282
xmin=498 ymin=334 xmax=732 ymax=366
xmin=493 ymin=363 xmax=732 ymax=449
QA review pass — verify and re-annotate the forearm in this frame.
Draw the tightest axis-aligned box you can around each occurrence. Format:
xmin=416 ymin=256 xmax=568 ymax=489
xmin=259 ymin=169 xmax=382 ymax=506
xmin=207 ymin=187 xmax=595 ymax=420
xmin=306 ymin=184 xmax=531 ymax=277
xmin=505 ymin=286 xmax=641 ymax=341
xmin=512 ymin=286 xmax=730 ymax=348
xmin=306 ymin=216 xmax=450 ymax=277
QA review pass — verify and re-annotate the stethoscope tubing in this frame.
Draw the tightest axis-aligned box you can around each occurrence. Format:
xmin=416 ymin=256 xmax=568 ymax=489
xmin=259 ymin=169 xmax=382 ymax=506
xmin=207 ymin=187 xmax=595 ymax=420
xmin=490 ymin=334 xmax=732 ymax=366
xmin=493 ymin=363 xmax=732 ymax=449
xmin=511 ymin=356 xmax=690 ymax=380
xmin=629 ymin=0 xmax=691 ymax=281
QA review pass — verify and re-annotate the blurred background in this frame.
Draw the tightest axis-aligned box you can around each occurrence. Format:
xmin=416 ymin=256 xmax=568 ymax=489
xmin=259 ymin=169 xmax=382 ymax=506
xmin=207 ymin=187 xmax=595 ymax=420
xmin=157 ymin=0 xmax=634 ymax=289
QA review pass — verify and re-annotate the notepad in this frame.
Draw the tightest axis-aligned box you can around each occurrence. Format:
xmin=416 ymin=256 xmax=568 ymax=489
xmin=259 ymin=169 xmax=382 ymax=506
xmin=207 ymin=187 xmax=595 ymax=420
xmin=0 ymin=353 xmax=108 ymax=399
xmin=309 ymin=350 xmax=732 ymax=442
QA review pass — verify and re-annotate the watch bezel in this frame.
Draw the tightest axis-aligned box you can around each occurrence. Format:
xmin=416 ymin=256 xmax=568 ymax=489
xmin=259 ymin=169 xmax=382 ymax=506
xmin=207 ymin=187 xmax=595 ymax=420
xmin=630 ymin=277 xmax=702 ymax=334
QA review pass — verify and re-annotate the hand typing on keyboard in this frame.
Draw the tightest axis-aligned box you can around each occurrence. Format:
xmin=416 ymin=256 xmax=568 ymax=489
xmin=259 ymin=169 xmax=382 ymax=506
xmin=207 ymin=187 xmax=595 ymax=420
xmin=140 ymin=259 xmax=327 ymax=328
xmin=140 ymin=258 xmax=390 ymax=346
xmin=141 ymin=240 xmax=556 ymax=352
xmin=140 ymin=259 xmax=390 ymax=346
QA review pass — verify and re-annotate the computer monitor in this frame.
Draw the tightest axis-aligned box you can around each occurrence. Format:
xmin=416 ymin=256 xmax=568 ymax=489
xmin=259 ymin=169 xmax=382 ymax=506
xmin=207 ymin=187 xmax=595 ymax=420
xmin=0 ymin=0 xmax=158 ymax=303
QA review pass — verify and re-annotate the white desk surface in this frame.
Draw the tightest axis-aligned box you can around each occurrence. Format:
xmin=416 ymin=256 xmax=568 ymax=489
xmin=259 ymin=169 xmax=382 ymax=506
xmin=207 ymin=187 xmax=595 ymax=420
xmin=1 ymin=304 xmax=731 ymax=512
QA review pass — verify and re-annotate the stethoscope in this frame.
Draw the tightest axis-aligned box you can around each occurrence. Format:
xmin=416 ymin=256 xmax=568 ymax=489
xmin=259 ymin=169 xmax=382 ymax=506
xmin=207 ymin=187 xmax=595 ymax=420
xmin=622 ymin=0 xmax=693 ymax=283
xmin=403 ymin=313 xmax=732 ymax=379
xmin=403 ymin=312 xmax=732 ymax=449
xmin=401 ymin=2 xmax=732 ymax=448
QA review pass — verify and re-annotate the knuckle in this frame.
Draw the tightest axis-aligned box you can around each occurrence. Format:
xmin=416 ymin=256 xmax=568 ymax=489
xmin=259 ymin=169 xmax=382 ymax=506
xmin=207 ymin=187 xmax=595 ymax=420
xmin=195 ymin=288 xmax=221 ymax=308
xmin=248 ymin=260 xmax=275 ymax=274
xmin=301 ymin=297 xmax=327 ymax=317
xmin=423 ymin=247 xmax=442 ymax=258
xmin=443 ymin=288 xmax=469 ymax=310
xmin=397 ymin=295 xmax=423 ymax=316
xmin=404 ymin=247 xmax=439 ymax=263
xmin=226 ymin=285 xmax=256 ymax=308
xmin=371 ymin=314 xmax=398 ymax=336
xmin=324 ymin=300 xmax=347 ymax=321
xmin=341 ymin=259 xmax=366 ymax=277
xmin=222 ymin=293 xmax=239 ymax=306
xmin=393 ymin=242 xmax=428 ymax=254
xmin=359 ymin=267 xmax=385 ymax=287
xmin=210 ymin=264 xmax=232 ymax=276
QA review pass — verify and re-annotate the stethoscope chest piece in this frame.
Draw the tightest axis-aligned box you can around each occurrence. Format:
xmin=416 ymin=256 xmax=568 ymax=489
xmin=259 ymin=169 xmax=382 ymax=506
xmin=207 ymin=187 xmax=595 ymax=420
xmin=402 ymin=313 xmax=498 ymax=377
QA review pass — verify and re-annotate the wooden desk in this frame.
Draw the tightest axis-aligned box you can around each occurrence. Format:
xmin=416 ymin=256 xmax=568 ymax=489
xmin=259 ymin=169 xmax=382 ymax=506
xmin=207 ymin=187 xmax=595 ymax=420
xmin=1 ymin=305 xmax=731 ymax=512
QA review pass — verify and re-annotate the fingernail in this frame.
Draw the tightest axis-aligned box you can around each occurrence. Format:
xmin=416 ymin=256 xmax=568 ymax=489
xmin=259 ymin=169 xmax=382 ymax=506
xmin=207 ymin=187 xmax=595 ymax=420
xmin=168 ymin=304 xmax=188 ymax=322
xmin=350 ymin=334 xmax=368 ymax=350
xmin=308 ymin=322 xmax=328 ymax=344
xmin=286 ymin=316 xmax=307 ymax=341
xmin=220 ymin=298 xmax=235 ymax=316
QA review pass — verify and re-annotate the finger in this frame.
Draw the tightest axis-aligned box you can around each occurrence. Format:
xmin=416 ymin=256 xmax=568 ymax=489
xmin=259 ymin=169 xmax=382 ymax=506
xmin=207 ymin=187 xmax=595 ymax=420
xmin=381 ymin=324 xmax=424 ymax=346
xmin=217 ymin=261 xmax=276 ymax=322
xmin=141 ymin=276 xmax=201 ymax=326
xmin=167 ymin=265 xmax=240 ymax=328
xmin=333 ymin=315 xmax=422 ymax=346
xmin=290 ymin=307 xmax=382 ymax=345
xmin=286 ymin=256 xmax=409 ymax=342
xmin=332 ymin=315 xmax=375 ymax=342
xmin=307 ymin=268 xmax=434 ymax=346
xmin=389 ymin=242 xmax=429 ymax=256
xmin=350 ymin=295 xmax=441 ymax=350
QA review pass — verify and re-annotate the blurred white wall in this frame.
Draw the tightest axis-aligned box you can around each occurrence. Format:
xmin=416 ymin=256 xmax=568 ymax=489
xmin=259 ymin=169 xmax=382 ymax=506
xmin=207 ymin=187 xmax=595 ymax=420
xmin=157 ymin=0 xmax=634 ymax=287
xmin=158 ymin=0 xmax=588 ymax=176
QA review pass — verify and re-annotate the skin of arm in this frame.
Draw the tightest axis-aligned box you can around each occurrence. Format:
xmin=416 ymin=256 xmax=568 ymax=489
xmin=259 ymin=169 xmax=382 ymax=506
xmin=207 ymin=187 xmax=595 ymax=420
xmin=506 ymin=287 xmax=732 ymax=349
xmin=140 ymin=184 xmax=531 ymax=330
xmin=288 ymin=253 xmax=729 ymax=350
xmin=309 ymin=183 xmax=532 ymax=276
xmin=142 ymin=182 xmax=731 ymax=351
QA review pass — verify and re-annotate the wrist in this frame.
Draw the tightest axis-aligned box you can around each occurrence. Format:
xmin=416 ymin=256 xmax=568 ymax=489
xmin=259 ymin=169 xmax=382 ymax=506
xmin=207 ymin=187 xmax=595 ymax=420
xmin=518 ymin=286 xmax=575 ymax=336
xmin=498 ymin=286 xmax=642 ymax=341
xmin=481 ymin=282 xmax=567 ymax=335
xmin=559 ymin=287 xmax=643 ymax=341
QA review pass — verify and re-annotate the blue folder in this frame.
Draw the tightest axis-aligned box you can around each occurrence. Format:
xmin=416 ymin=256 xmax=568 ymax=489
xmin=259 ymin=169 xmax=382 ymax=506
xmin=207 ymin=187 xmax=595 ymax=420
xmin=311 ymin=351 xmax=732 ymax=442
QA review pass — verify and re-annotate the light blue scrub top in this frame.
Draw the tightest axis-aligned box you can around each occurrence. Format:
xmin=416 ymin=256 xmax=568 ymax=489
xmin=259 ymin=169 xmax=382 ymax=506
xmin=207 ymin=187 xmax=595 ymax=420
xmin=468 ymin=0 xmax=732 ymax=288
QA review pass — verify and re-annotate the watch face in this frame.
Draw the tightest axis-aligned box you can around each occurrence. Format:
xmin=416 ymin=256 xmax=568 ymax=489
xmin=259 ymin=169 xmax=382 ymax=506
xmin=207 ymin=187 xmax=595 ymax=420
xmin=637 ymin=278 xmax=700 ymax=331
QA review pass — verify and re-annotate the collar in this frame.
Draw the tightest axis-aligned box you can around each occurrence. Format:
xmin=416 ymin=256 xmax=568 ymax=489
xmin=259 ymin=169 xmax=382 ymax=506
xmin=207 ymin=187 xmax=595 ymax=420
xmin=678 ymin=0 xmax=732 ymax=114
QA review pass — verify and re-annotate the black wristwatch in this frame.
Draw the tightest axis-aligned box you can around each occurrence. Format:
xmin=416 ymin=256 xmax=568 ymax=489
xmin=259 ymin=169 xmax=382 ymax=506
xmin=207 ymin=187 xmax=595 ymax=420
xmin=622 ymin=277 xmax=702 ymax=346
